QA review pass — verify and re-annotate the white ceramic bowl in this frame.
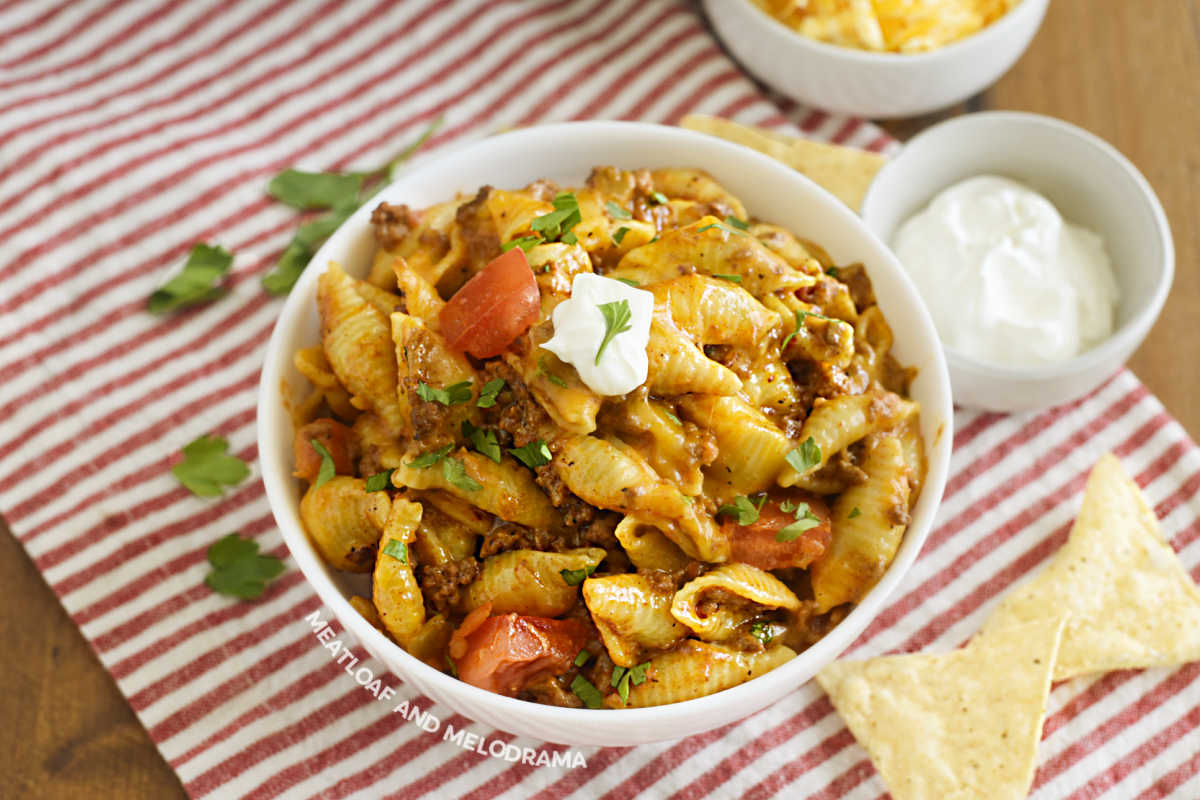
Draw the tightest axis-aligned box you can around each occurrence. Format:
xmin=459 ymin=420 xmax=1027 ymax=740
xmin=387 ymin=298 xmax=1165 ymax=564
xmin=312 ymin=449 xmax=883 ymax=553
xmin=703 ymin=0 xmax=1049 ymax=118
xmin=258 ymin=121 xmax=953 ymax=746
xmin=861 ymin=112 xmax=1174 ymax=413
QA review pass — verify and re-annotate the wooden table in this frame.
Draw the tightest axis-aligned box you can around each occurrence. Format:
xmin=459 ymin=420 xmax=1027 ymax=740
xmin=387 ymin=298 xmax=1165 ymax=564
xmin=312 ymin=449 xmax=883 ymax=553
xmin=2 ymin=1 xmax=1196 ymax=796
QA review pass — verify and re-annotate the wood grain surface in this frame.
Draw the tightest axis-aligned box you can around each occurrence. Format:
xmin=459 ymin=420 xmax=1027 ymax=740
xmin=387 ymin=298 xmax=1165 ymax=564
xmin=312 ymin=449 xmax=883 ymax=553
xmin=1 ymin=1 xmax=1196 ymax=797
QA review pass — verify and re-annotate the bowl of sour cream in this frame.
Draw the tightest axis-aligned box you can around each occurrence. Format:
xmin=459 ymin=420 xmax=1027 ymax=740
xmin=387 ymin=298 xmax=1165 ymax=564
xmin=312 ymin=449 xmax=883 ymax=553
xmin=861 ymin=112 xmax=1173 ymax=412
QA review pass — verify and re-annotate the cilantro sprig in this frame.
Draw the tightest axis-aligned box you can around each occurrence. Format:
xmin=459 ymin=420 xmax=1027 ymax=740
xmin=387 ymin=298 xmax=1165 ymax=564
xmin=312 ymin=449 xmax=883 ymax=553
xmin=365 ymin=470 xmax=394 ymax=492
xmin=172 ymin=435 xmax=250 ymax=497
xmin=261 ymin=116 xmax=442 ymax=295
xmin=407 ymin=444 xmax=453 ymax=469
xmin=717 ymin=494 xmax=767 ymax=526
xmin=785 ymin=436 xmax=822 ymax=474
xmin=594 ymin=299 xmax=633 ymax=365
xmin=560 ymin=563 xmax=597 ymax=586
xmin=416 ymin=380 xmax=473 ymax=406
xmin=462 ymin=420 xmax=501 ymax=463
xmin=148 ymin=244 xmax=233 ymax=314
xmin=310 ymin=439 xmax=336 ymax=488
xmin=441 ymin=457 xmax=481 ymax=492
xmin=776 ymin=501 xmax=821 ymax=542
xmin=206 ymin=533 xmax=285 ymax=600
xmin=509 ymin=439 xmax=552 ymax=469
xmin=476 ymin=378 xmax=505 ymax=408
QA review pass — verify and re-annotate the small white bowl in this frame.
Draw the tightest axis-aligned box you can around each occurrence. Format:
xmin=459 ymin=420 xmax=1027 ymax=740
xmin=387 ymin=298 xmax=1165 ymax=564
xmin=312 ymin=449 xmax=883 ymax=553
xmin=258 ymin=121 xmax=953 ymax=746
xmin=703 ymin=0 xmax=1049 ymax=118
xmin=862 ymin=112 xmax=1174 ymax=413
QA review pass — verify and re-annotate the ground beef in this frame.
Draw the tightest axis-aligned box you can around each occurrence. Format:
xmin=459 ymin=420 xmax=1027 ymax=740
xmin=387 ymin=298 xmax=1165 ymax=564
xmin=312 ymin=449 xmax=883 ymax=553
xmin=479 ymin=523 xmax=561 ymax=558
xmin=523 ymin=178 xmax=561 ymax=203
xmin=403 ymin=379 xmax=456 ymax=448
xmin=454 ymin=186 xmax=499 ymax=268
xmin=486 ymin=362 xmax=553 ymax=448
xmin=418 ymin=556 xmax=480 ymax=617
xmin=835 ymin=262 xmax=876 ymax=311
xmin=370 ymin=202 xmax=418 ymax=251
xmin=579 ymin=513 xmax=620 ymax=550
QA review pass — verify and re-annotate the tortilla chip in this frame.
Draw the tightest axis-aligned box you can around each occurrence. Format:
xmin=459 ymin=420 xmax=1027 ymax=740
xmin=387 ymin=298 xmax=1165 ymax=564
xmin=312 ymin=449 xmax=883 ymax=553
xmin=818 ymin=615 xmax=1067 ymax=800
xmin=680 ymin=114 xmax=886 ymax=211
xmin=979 ymin=453 xmax=1200 ymax=681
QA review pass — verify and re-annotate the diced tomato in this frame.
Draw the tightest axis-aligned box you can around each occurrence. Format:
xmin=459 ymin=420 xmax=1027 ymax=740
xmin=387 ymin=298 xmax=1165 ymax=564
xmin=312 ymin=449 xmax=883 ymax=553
xmin=438 ymin=247 xmax=540 ymax=358
xmin=293 ymin=418 xmax=356 ymax=483
xmin=726 ymin=495 xmax=833 ymax=571
xmin=449 ymin=607 xmax=590 ymax=697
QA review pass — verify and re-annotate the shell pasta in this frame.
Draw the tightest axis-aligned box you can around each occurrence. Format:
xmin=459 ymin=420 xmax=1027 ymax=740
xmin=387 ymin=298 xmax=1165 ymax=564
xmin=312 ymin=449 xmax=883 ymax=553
xmin=289 ymin=166 xmax=925 ymax=708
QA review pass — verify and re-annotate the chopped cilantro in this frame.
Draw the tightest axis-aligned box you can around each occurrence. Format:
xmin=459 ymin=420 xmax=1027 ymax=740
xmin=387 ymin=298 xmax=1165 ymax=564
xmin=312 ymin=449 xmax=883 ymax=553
xmin=310 ymin=439 xmax=336 ymax=488
xmin=462 ymin=420 xmax=501 ymax=463
xmin=717 ymin=494 xmax=766 ymax=526
xmin=381 ymin=538 xmax=408 ymax=563
xmin=777 ymin=502 xmax=821 ymax=542
xmin=406 ymin=444 xmax=453 ymax=469
xmin=711 ymin=273 xmax=742 ymax=283
xmin=530 ymin=192 xmax=582 ymax=243
xmin=509 ymin=439 xmax=552 ymax=469
xmin=365 ymin=470 xmax=394 ymax=492
xmin=416 ymin=380 xmax=473 ymax=406
xmin=605 ymin=201 xmax=632 ymax=220
xmin=595 ymin=299 xmax=633 ymax=365
xmin=476 ymin=378 xmax=505 ymax=408
xmin=725 ymin=215 xmax=750 ymax=230
xmin=441 ymin=457 xmax=481 ymax=492
xmin=849 ymin=506 xmax=862 ymax=519
xmin=560 ymin=563 xmax=597 ymax=586
xmin=749 ymin=621 xmax=774 ymax=645
xmin=502 ymin=236 xmax=541 ymax=253
xmin=613 ymin=227 xmax=630 ymax=245
xmin=785 ymin=437 xmax=822 ymax=474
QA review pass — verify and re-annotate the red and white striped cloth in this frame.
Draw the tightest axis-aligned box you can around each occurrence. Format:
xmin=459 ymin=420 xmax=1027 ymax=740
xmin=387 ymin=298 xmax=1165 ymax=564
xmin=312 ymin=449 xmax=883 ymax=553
xmin=1 ymin=1 xmax=1197 ymax=797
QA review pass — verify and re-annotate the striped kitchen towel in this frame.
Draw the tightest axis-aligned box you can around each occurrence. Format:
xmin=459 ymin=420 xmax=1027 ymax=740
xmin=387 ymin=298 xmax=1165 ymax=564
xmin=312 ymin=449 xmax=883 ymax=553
xmin=1 ymin=1 xmax=1197 ymax=798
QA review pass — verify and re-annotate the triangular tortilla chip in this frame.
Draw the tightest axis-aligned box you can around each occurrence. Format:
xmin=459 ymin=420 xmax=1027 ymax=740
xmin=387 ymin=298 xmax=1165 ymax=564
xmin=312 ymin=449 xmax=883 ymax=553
xmin=818 ymin=615 xmax=1067 ymax=800
xmin=979 ymin=453 xmax=1200 ymax=680
xmin=679 ymin=114 xmax=886 ymax=211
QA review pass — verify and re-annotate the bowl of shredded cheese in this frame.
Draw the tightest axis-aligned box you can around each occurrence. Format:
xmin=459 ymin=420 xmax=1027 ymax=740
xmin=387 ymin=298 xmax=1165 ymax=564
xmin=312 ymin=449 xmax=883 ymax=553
xmin=704 ymin=0 xmax=1049 ymax=117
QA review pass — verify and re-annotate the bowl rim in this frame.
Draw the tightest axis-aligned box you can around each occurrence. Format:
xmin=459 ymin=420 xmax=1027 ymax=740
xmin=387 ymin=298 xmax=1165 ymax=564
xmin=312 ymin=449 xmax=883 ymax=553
xmin=863 ymin=110 xmax=1175 ymax=381
xmin=257 ymin=120 xmax=953 ymax=732
xmin=728 ymin=0 xmax=1051 ymax=65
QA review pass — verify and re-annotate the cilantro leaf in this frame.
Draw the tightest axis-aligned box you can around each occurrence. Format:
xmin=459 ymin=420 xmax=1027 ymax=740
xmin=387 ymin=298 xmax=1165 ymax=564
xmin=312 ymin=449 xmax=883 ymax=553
xmin=462 ymin=420 xmax=501 ymax=464
xmin=749 ymin=621 xmax=774 ymax=645
xmin=725 ymin=215 xmax=750 ymax=230
xmin=570 ymin=674 xmax=604 ymax=709
xmin=537 ymin=355 xmax=568 ymax=388
xmin=407 ymin=444 xmax=452 ymax=469
xmin=148 ymin=244 xmax=233 ymax=314
xmin=717 ymin=495 xmax=764 ymax=526
xmin=785 ymin=437 xmax=822 ymax=474
xmin=605 ymin=201 xmax=632 ymax=220
xmin=849 ymin=506 xmax=862 ymax=519
xmin=612 ymin=661 xmax=650 ymax=703
xmin=560 ymin=563 xmax=597 ymax=586
xmin=310 ymin=439 xmax=336 ymax=488
xmin=530 ymin=192 xmax=582 ymax=243
xmin=365 ymin=470 xmax=393 ymax=492
xmin=381 ymin=538 xmax=408 ymax=563
xmin=777 ymin=501 xmax=821 ymax=542
xmin=206 ymin=533 xmax=285 ymax=600
xmin=441 ymin=457 xmax=481 ymax=492
xmin=508 ymin=439 xmax=552 ymax=469
xmin=649 ymin=191 xmax=668 ymax=205
xmin=613 ymin=227 xmax=630 ymax=245
xmin=416 ymin=380 xmax=473 ymax=406
xmin=595 ymin=299 xmax=633 ymax=365
xmin=267 ymin=170 xmax=362 ymax=210
xmin=261 ymin=203 xmax=357 ymax=295
xmin=826 ymin=266 xmax=840 ymax=279
xmin=664 ymin=409 xmax=681 ymax=425
xmin=172 ymin=434 xmax=250 ymax=497
xmin=711 ymin=273 xmax=742 ymax=283
xmin=476 ymin=378 xmax=505 ymax=408
xmin=501 ymin=236 xmax=542 ymax=253
xmin=614 ymin=276 xmax=639 ymax=287
xmin=696 ymin=221 xmax=747 ymax=236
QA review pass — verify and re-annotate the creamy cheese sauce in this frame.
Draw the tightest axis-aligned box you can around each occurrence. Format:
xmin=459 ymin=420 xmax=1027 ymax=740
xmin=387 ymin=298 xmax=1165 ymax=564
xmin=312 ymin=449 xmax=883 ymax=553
xmin=892 ymin=175 xmax=1118 ymax=366
xmin=541 ymin=273 xmax=654 ymax=395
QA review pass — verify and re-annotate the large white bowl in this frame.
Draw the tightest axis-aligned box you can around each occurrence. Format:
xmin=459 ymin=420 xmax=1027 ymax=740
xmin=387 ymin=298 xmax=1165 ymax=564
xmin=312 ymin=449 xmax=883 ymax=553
xmin=703 ymin=0 xmax=1049 ymax=118
xmin=861 ymin=112 xmax=1174 ymax=412
xmin=258 ymin=121 xmax=953 ymax=746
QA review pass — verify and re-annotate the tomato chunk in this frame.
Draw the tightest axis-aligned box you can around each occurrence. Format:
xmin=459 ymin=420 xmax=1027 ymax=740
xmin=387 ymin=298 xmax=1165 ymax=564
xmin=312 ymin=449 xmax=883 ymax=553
xmin=726 ymin=495 xmax=833 ymax=571
xmin=293 ymin=418 xmax=356 ymax=483
xmin=449 ymin=607 xmax=589 ymax=697
xmin=438 ymin=247 xmax=540 ymax=358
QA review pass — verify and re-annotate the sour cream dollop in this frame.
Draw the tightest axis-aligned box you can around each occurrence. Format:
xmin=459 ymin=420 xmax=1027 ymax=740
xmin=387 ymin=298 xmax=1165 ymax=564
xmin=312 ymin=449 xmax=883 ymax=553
xmin=541 ymin=273 xmax=654 ymax=396
xmin=892 ymin=175 xmax=1118 ymax=366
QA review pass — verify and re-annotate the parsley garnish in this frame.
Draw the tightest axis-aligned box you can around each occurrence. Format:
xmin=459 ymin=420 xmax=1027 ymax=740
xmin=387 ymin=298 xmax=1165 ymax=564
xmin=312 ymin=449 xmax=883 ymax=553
xmin=462 ymin=420 xmax=501 ymax=463
xmin=407 ymin=444 xmax=452 ymax=469
xmin=574 ymin=649 xmax=591 ymax=667
xmin=718 ymin=494 xmax=767 ymax=526
xmin=509 ymin=439 xmax=552 ymax=468
xmin=605 ymin=201 xmax=633 ymax=220
xmin=501 ymin=236 xmax=541 ymax=254
xmin=749 ymin=621 xmax=774 ymax=645
xmin=570 ymin=674 xmax=604 ymax=709
xmin=310 ymin=439 xmax=336 ymax=488
xmin=172 ymin=435 xmax=250 ymax=497
xmin=381 ymin=538 xmax=408 ymax=563
xmin=149 ymin=243 xmax=234 ymax=314
xmin=560 ymin=563 xmax=597 ymax=586
xmin=613 ymin=227 xmax=630 ymax=245
xmin=261 ymin=116 xmax=442 ymax=295
xmin=725 ymin=215 xmax=750 ymax=230
xmin=531 ymin=192 xmax=582 ymax=244
xmin=205 ymin=533 xmax=285 ymax=600
xmin=849 ymin=506 xmax=862 ymax=519
xmin=365 ymin=470 xmax=393 ymax=492
xmin=611 ymin=661 xmax=650 ymax=703
xmin=476 ymin=378 xmax=505 ymax=408
xmin=441 ymin=457 xmax=481 ymax=492
xmin=649 ymin=191 xmax=669 ymax=205
xmin=537 ymin=355 xmax=569 ymax=388
xmin=615 ymin=276 xmax=639 ymax=287
xmin=785 ymin=437 xmax=822 ymax=474
xmin=416 ymin=380 xmax=473 ymax=406
xmin=696 ymin=221 xmax=747 ymax=236
xmin=664 ymin=410 xmax=681 ymax=425
xmin=595 ymin=299 xmax=633 ymax=365
xmin=712 ymin=273 xmax=742 ymax=284
xmin=777 ymin=502 xmax=821 ymax=542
